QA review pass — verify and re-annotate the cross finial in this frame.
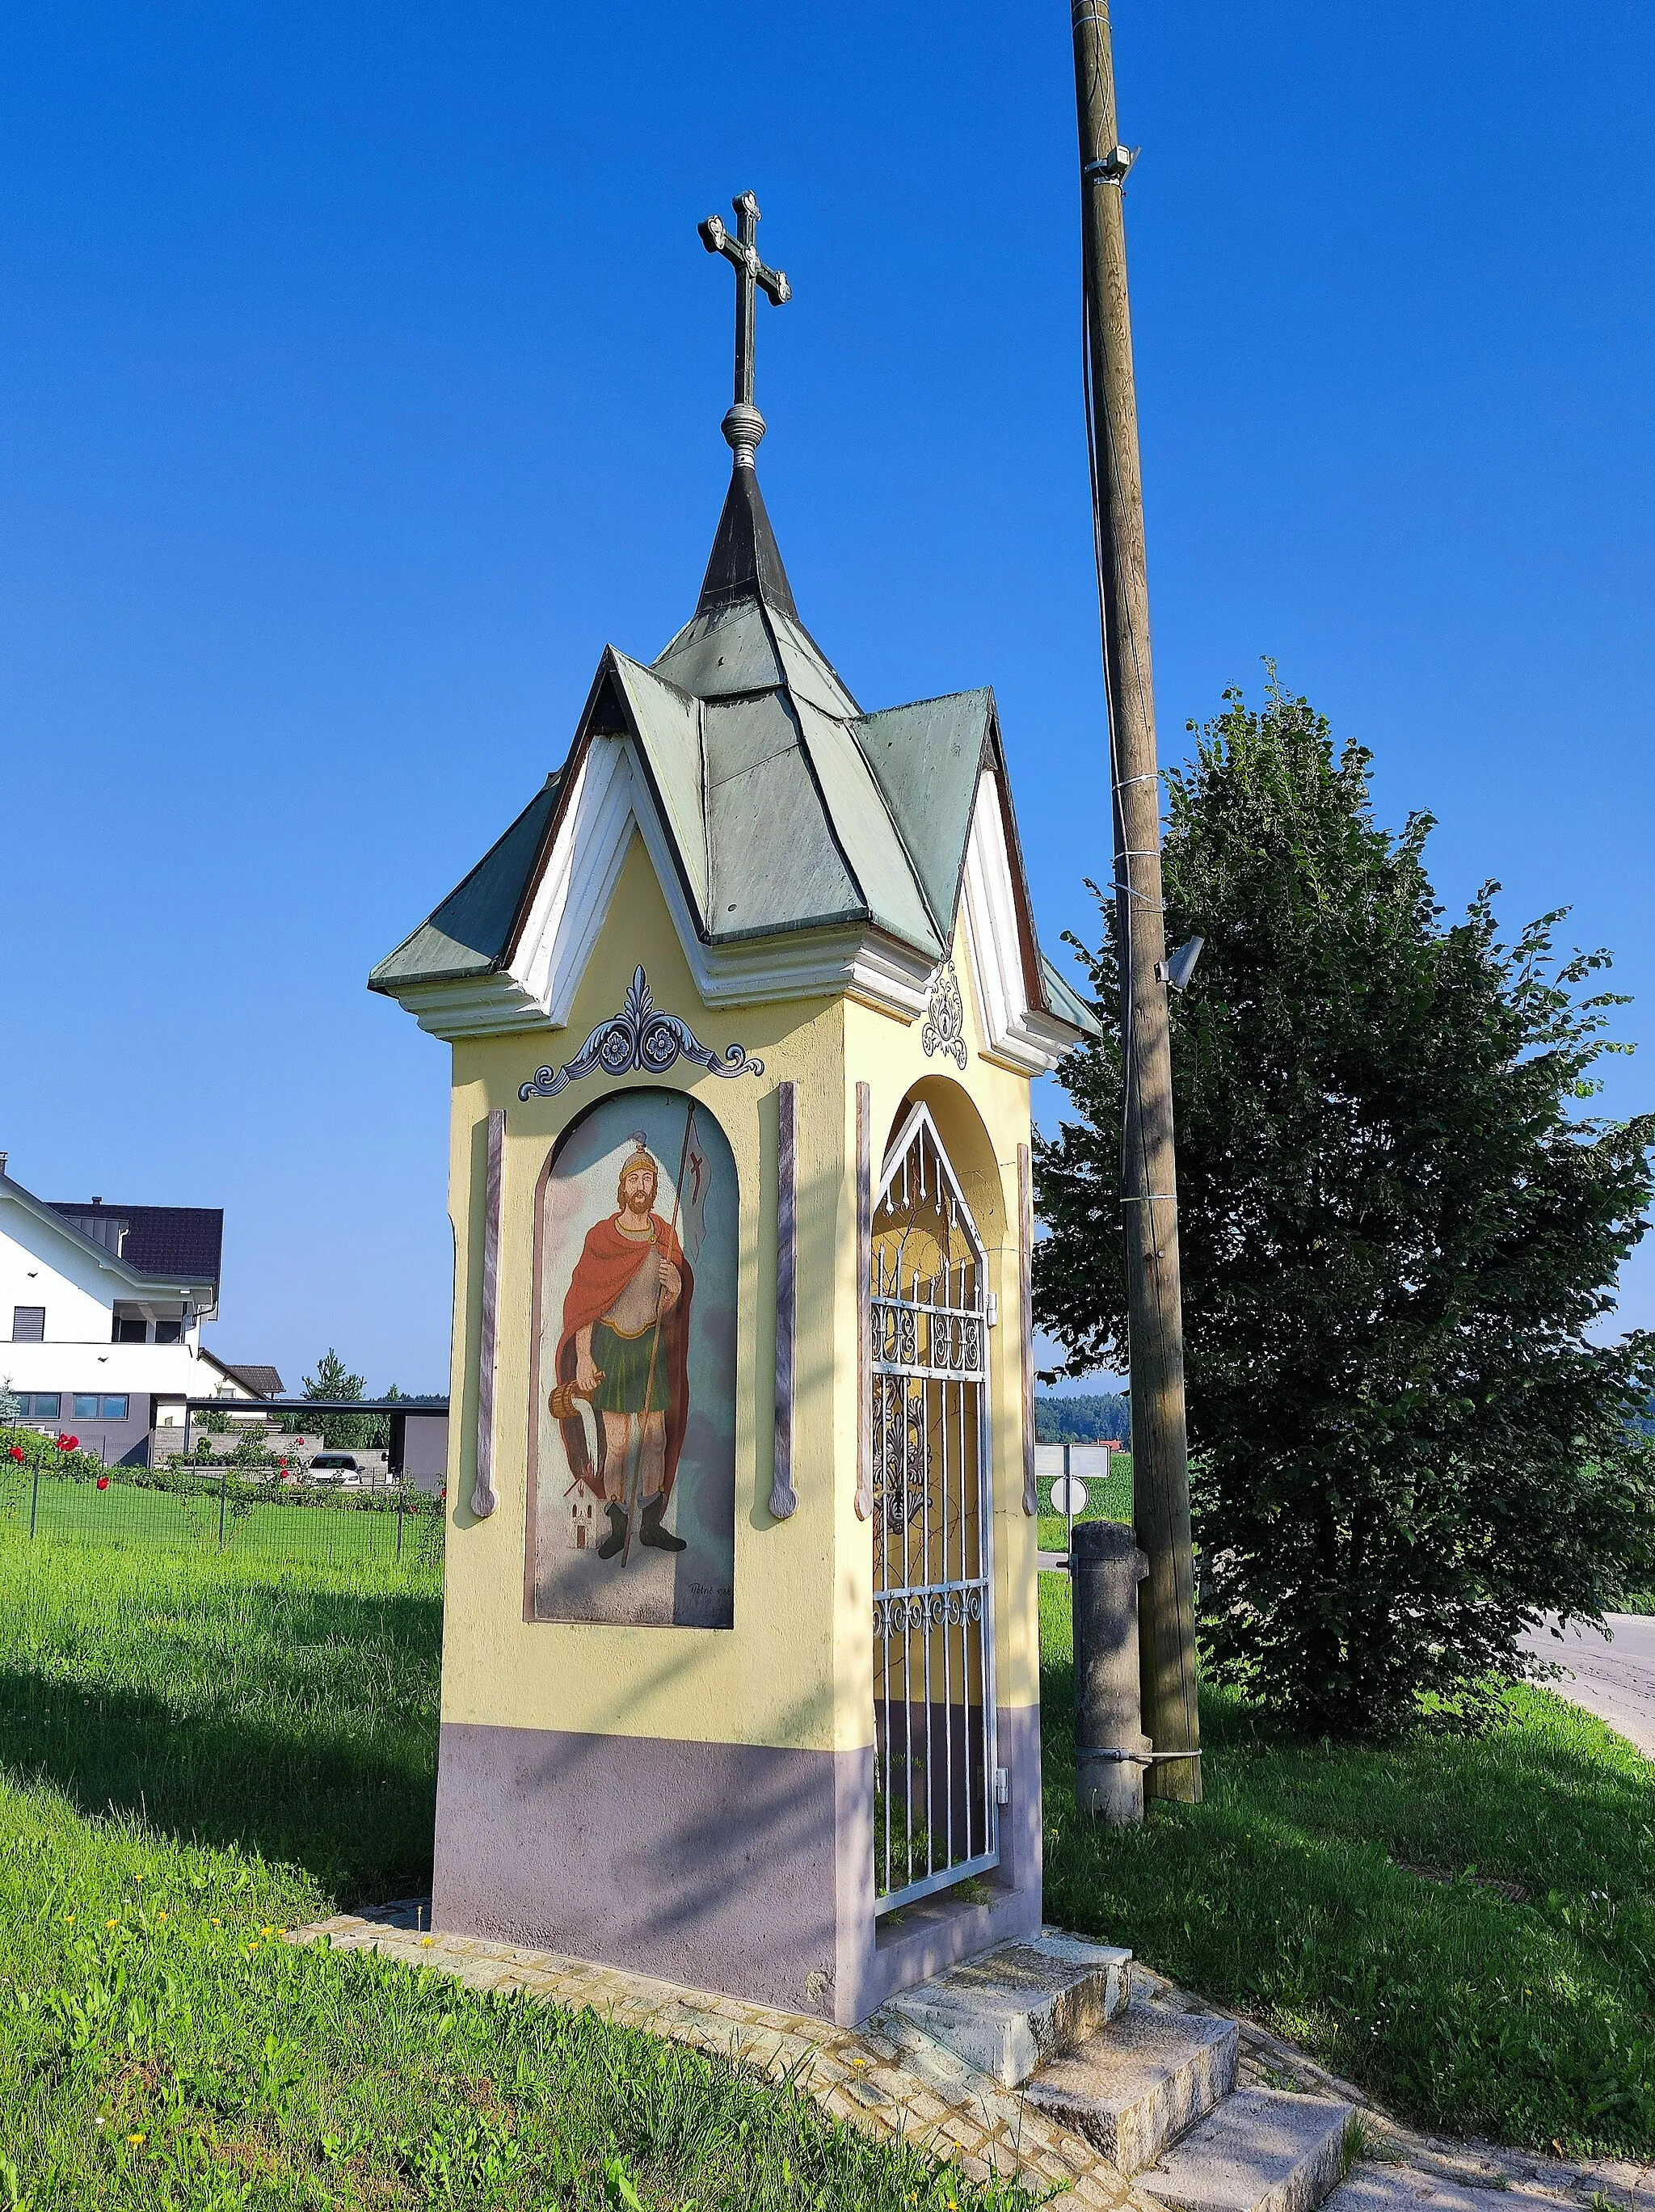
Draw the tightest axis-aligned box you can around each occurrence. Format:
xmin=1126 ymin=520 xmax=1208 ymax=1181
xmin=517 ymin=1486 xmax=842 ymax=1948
xmin=698 ymin=191 xmax=790 ymax=470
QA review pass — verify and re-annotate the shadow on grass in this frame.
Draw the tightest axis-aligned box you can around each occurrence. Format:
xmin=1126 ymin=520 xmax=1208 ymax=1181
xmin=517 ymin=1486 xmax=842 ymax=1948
xmin=0 ymin=1566 xmax=441 ymax=1907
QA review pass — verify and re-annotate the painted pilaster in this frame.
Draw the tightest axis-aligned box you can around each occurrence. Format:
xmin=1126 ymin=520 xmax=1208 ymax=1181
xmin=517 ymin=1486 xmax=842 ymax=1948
xmin=769 ymin=1079 xmax=798 ymax=1520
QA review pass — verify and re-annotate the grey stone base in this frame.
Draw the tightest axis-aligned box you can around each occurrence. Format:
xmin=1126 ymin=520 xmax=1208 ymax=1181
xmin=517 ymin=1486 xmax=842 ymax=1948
xmin=432 ymin=1704 xmax=1042 ymax=2027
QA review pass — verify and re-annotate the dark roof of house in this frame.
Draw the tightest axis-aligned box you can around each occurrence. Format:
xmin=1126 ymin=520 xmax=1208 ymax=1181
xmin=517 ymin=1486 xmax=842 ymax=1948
xmin=48 ymin=1203 xmax=224 ymax=1289
xmin=220 ymin=1364 xmax=285 ymax=1398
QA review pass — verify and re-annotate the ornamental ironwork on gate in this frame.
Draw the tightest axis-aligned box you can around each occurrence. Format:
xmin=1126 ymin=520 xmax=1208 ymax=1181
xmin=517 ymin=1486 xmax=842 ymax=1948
xmin=870 ymin=1102 xmax=997 ymax=1912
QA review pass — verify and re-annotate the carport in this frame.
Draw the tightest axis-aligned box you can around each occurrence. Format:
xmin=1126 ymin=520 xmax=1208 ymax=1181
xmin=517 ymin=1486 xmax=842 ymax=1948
xmin=179 ymin=1397 xmax=449 ymax=1485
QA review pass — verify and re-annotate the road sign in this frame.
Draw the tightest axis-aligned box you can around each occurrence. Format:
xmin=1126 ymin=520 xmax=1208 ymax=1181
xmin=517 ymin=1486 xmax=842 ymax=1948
xmin=1051 ymin=1473 xmax=1089 ymax=1518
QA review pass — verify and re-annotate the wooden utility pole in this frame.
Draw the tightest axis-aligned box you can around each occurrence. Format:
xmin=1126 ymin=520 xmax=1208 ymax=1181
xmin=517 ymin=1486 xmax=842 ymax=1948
xmin=1070 ymin=0 xmax=1201 ymax=1801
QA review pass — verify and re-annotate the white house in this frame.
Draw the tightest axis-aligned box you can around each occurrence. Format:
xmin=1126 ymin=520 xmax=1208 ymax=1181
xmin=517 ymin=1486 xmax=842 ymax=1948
xmin=0 ymin=1152 xmax=279 ymax=1465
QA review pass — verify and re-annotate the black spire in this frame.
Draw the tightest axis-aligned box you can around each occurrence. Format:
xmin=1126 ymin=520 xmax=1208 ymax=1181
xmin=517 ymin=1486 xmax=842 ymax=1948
xmin=694 ymin=465 xmax=798 ymax=621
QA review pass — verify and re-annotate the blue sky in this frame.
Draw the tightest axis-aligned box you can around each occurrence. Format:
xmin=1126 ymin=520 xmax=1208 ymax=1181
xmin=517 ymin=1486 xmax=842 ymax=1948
xmin=2 ymin=3 xmax=1650 ymax=1393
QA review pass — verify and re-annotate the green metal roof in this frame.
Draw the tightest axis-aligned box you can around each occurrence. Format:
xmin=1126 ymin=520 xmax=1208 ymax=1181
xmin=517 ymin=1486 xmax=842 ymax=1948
xmin=608 ymin=656 xmax=708 ymax=919
xmin=855 ymin=691 xmax=996 ymax=946
xmin=1039 ymin=954 xmax=1100 ymax=1037
xmin=370 ymin=457 xmax=1099 ymax=1043
xmin=371 ymin=775 xmax=562 ymax=989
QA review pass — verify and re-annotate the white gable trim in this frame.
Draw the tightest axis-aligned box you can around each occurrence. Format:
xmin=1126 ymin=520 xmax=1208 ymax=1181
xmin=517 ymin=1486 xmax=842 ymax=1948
xmin=510 ymin=737 xmax=637 ymax=1030
xmin=390 ymin=737 xmax=638 ymax=1039
xmin=382 ymin=735 xmax=937 ymax=1041
xmin=958 ymin=773 xmax=1078 ymax=1076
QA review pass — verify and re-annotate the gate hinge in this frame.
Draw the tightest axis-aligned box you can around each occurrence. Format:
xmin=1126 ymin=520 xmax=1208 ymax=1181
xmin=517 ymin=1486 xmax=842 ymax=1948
xmin=993 ymin=1766 xmax=1010 ymax=1805
xmin=984 ymin=1291 xmax=1000 ymax=1326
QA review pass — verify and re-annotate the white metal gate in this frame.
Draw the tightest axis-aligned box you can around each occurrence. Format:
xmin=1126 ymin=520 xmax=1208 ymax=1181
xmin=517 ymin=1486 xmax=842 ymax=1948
xmin=870 ymin=1102 xmax=997 ymax=1912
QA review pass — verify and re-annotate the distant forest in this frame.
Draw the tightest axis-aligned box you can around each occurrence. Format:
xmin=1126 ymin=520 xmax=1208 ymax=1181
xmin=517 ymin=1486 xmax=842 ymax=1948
xmin=1034 ymin=1393 xmax=1131 ymax=1446
xmin=1034 ymin=1396 xmax=1650 ymax=1445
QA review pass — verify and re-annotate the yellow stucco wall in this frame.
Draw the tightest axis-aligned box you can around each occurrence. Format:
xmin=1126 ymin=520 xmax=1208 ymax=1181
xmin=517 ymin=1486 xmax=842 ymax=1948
xmin=438 ymin=830 xmax=1039 ymax=1756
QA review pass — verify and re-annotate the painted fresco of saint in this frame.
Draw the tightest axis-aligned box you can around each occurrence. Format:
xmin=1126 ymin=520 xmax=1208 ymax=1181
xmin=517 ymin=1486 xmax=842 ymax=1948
xmin=531 ymin=1093 xmax=733 ymax=1628
xmin=549 ymin=1132 xmax=693 ymax=1560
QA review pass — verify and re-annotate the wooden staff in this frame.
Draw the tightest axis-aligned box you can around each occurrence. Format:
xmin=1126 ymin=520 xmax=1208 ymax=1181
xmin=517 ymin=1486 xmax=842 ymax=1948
xmin=621 ymin=1098 xmax=696 ymax=1567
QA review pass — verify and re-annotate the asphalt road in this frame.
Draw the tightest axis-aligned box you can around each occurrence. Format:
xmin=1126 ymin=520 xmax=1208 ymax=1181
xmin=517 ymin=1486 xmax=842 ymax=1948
xmin=1519 ymin=1612 xmax=1655 ymax=1759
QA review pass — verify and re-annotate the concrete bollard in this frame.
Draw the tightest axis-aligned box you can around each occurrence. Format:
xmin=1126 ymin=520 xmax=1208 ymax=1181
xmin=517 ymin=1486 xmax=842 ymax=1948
xmin=1072 ymin=1519 xmax=1152 ymax=1825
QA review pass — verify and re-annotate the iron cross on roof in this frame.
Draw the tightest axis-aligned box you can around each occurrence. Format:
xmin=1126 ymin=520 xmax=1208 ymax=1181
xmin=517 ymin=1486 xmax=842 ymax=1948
xmin=698 ymin=191 xmax=790 ymax=468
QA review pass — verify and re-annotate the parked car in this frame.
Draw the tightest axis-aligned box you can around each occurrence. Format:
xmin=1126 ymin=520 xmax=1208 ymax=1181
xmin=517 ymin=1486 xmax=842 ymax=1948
xmin=309 ymin=1452 xmax=363 ymax=1489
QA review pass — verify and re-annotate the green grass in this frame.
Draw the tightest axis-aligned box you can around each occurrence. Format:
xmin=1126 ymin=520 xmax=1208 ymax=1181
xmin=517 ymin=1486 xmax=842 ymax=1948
xmin=1034 ymin=1453 xmax=1132 ymax=1554
xmin=10 ymin=1512 xmax=1654 ymax=2190
xmin=1040 ymin=1574 xmax=1655 ymax=2155
xmin=0 ymin=1537 xmax=1033 ymax=2210
xmin=0 ymin=1461 xmax=440 ymax=1579
xmin=0 ymin=1538 xmax=440 ymax=1904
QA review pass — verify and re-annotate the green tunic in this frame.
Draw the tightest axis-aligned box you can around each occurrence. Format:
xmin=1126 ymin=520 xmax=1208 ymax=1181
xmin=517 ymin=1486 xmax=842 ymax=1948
xmin=590 ymin=1321 xmax=667 ymax=1415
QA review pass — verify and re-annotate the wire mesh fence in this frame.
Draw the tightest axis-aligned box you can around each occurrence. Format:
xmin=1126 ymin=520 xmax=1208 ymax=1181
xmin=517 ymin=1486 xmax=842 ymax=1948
xmin=0 ymin=1452 xmax=444 ymax=1578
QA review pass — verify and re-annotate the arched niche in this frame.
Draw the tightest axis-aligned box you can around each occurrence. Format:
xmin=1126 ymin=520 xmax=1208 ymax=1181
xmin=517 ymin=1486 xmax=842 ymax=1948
xmin=524 ymin=1085 xmax=739 ymax=1632
xmin=886 ymin=1076 xmax=1010 ymax=1253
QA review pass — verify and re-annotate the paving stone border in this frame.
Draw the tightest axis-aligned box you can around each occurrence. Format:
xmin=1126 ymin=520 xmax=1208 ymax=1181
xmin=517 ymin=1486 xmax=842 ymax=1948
xmin=286 ymin=1903 xmax=1135 ymax=2201
xmin=284 ymin=1907 xmax=1653 ymax=2210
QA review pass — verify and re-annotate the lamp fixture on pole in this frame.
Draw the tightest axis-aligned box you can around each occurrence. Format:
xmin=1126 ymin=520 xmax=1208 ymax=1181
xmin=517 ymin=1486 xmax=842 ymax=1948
xmin=1156 ymin=937 xmax=1204 ymax=994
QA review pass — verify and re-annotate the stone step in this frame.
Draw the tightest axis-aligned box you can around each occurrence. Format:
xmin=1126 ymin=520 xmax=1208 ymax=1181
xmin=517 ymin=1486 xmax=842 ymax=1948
xmin=1022 ymin=1998 xmax=1239 ymax=2173
xmin=1137 ymin=2086 xmax=1355 ymax=2212
xmin=882 ymin=1927 xmax=1132 ymax=2088
xmin=1323 ymin=2172 xmax=1564 ymax=2212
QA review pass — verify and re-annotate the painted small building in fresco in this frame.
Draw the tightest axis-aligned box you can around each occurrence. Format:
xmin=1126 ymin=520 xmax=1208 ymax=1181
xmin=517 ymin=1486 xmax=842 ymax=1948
xmin=370 ymin=197 xmax=1097 ymax=2027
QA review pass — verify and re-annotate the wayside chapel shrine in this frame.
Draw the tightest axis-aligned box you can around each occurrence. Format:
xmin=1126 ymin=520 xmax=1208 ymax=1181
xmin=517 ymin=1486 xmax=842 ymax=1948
xmin=370 ymin=194 xmax=1097 ymax=2027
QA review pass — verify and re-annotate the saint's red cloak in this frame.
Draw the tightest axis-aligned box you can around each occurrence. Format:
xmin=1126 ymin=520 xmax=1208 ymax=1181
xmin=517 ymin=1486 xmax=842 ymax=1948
xmin=554 ymin=1212 xmax=693 ymax=1498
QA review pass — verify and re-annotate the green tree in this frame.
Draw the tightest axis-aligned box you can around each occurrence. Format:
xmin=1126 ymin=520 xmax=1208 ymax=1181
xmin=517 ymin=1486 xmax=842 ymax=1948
xmin=301 ymin=1349 xmax=375 ymax=1451
xmin=1035 ymin=680 xmax=1655 ymax=1734
xmin=1034 ymin=1393 xmax=1131 ymax=1446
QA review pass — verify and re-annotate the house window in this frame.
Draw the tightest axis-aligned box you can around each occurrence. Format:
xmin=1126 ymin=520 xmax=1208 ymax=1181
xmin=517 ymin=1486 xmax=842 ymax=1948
xmin=113 ymin=1317 xmax=146 ymax=1344
xmin=69 ymin=1394 xmax=128 ymax=1421
xmin=28 ymin=1394 xmax=61 ymax=1418
xmin=11 ymin=1307 xmax=44 ymax=1342
xmin=154 ymin=1319 xmax=183 ymax=1345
